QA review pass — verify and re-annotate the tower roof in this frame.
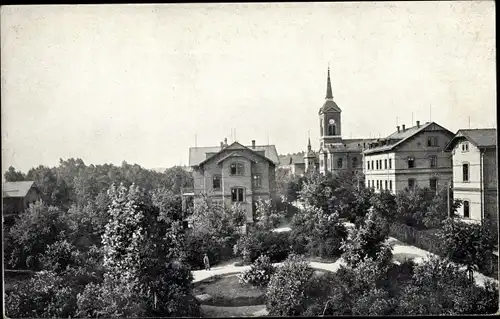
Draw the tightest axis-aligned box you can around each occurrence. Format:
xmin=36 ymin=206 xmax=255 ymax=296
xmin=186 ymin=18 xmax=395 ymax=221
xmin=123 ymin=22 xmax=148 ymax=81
xmin=319 ymin=66 xmax=341 ymax=114
xmin=326 ymin=66 xmax=333 ymax=99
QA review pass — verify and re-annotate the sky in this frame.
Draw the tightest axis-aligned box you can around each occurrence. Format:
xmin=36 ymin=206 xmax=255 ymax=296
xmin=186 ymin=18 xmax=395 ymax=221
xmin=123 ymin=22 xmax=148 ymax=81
xmin=1 ymin=2 xmax=496 ymax=173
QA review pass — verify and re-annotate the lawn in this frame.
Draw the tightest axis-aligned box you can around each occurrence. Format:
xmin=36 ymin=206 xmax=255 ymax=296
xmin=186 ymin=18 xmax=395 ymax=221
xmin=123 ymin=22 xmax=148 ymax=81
xmin=200 ymin=304 xmax=267 ymax=317
xmin=193 ymin=274 xmax=267 ymax=307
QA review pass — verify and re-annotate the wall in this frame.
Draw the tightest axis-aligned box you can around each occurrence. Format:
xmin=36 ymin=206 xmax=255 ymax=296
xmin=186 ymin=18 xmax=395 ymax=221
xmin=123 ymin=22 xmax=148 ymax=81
xmin=364 ymin=152 xmax=397 ymax=193
xmin=451 ymin=141 xmax=481 ymax=191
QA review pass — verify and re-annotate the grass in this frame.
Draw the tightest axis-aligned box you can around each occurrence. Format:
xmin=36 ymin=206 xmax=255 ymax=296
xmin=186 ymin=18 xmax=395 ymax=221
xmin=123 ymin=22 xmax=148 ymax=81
xmin=193 ymin=274 xmax=266 ymax=307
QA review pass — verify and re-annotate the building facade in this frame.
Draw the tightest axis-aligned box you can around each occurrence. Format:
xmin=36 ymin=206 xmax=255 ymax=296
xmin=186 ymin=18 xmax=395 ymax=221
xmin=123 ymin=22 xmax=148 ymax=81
xmin=306 ymin=67 xmax=376 ymax=175
xmin=187 ymin=139 xmax=279 ymax=223
xmin=443 ymin=129 xmax=497 ymax=230
xmin=363 ymin=121 xmax=455 ymax=194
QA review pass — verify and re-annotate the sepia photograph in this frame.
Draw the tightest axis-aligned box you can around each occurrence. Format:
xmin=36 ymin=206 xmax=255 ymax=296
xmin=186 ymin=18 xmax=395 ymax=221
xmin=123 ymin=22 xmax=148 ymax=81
xmin=1 ymin=1 xmax=498 ymax=317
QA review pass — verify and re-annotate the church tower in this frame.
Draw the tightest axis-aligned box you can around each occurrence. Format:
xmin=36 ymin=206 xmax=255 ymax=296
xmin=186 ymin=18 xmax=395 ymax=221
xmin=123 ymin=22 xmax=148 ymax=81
xmin=318 ymin=67 xmax=342 ymax=150
xmin=304 ymin=137 xmax=317 ymax=174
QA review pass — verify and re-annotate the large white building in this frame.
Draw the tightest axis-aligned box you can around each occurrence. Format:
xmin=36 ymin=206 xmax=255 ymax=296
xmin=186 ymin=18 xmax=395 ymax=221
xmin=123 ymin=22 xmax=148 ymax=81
xmin=363 ymin=121 xmax=455 ymax=194
xmin=444 ymin=129 xmax=497 ymax=231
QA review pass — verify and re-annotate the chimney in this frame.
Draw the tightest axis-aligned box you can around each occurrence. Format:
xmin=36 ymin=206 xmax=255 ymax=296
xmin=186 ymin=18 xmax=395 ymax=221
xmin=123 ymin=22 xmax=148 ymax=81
xmin=416 ymin=120 xmax=420 ymax=128
xmin=397 ymin=126 xmax=400 ymax=133
xmin=220 ymin=141 xmax=224 ymax=149
xmin=251 ymin=140 xmax=256 ymax=149
xmin=402 ymin=124 xmax=406 ymax=131
xmin=224 ymin=137 xmax=228 ymax=146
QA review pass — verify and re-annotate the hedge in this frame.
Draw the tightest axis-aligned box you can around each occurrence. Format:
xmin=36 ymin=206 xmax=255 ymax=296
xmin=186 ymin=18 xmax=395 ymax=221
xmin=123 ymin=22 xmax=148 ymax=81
xmin=389 ymin=223 xmax=498 ymax=278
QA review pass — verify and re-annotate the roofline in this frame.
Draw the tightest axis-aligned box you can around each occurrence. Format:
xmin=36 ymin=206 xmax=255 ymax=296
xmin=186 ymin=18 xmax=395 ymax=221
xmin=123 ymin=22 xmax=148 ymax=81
xmin=364 ymin=122 xmax=454 ymax=155
xmin=196 ymin=141 xmax=276 ymax=167
xmin=444 ymin=133 xmax=497 ymax=152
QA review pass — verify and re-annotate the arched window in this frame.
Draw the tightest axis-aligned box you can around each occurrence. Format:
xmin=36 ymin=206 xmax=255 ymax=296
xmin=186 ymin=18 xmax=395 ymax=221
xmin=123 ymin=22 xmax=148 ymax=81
xmin=337 ymin=158 xmax=343 ymax=168
xmin=352 ymin=157 xmax=358 ymax=168
xmin=328 ymin=124 xmax=336 ymax=136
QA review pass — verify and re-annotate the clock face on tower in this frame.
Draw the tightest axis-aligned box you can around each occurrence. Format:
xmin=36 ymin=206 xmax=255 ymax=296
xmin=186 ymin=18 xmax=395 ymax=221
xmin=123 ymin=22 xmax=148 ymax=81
xmin=329 ymin=119 xmax=335 ymax=125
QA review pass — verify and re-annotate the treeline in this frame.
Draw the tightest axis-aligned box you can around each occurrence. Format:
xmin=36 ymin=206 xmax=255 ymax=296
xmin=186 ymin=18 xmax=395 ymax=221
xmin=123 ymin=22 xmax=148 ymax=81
xmin=4 ymin=158 xmax=193 ymax=210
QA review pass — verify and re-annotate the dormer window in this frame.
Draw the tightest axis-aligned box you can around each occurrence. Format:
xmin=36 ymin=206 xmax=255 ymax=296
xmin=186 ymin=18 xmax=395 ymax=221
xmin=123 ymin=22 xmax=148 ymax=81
xmin=230 ymin=163 xmax=244 ymax=175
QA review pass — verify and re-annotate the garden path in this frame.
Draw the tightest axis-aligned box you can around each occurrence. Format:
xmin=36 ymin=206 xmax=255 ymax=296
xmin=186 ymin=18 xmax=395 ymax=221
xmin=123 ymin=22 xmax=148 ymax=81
xmin=192 ymin=223 xmax=498 ymax=287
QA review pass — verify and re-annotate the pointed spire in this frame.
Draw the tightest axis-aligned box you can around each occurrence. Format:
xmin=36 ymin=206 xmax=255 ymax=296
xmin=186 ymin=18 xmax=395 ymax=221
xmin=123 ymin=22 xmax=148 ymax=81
xmin=307 ymin=135 xmax=312 ymax=151
xmin=325 ymin=65 xmax=333 ymax=100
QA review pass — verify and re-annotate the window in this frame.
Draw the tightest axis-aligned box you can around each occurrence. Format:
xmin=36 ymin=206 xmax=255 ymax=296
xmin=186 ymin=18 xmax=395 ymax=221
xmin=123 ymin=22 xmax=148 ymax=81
xmin=462 ymin=142 xmax=469 ymax=152
xmin=385 ymin=180 xmax=388 ymax=190
xmin=429 ymin=156 xmax=437 ymax=168
xmin=463 ymin=200 xmax=470 ymax=218
xmin=384 ymin=159 xmax=388 ymax=169
xmin=252 ymin=174 xmax=262 ymax=188
xmin=376 ymin=160 xmax=379 ymax=170
xmin=367 ymin=161 xmax=370 ymax=170
xmin=407 ymin=157 xmax=415 ymax=168
xmin=352 ymin=157 xmax=358 ymax=168
xmin=427 ymin=136 xmax=438 ymax=147
xmin=328 ymin=124 xmax=336 ymax=136
xmin=231 ymin=188 xmax=244 ymax=202
xmin=462 ymin=163 xmax=469 ymax=182
xmin=430 ymin=178 xmax=437 ymax=191
xmin=230 ymin=163 xmax=244 ymax=175
xmin=337 ymin=158 xmax=343 ymax=168
xmin=389 ymin=180 xmax=393 ymax=191
xmin=376 ymin=180 xmax=379 ymax=189
xmin=212 ymin=175 xmax=221 ymax=190
xmin=408 ymin=178 xmax=415 ymax=189
xmin=371 ymin=160 xmax=374 ymax=170
xmin=389 ymin=158 xmax=392 ymax=169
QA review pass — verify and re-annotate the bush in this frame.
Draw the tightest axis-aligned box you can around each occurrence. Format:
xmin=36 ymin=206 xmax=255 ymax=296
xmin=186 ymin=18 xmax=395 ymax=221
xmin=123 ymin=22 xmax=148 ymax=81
xmin=234 ymin=230 xmax=291 ymax=263
xmin=266 ymin=254 xmax=314 ymax=316
xmin=185 ymin=232 xmax=235 ymax=270
xmin=238 ymin=255 xmax=275 ymax=287
xmin=5 ymin=270 xmax=77 ymax=318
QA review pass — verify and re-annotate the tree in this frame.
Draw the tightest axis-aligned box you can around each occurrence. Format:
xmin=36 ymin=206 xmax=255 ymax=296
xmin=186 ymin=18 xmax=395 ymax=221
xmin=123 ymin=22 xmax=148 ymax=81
xmin=437 ymin=218 xmax=497 ymax=279
xmin=341 ymin=210 xmax=391 ymax=268
xmin=4 ymin=166 xmax=26 ymax=181
xmin=254 ymin=198 xmax=281 ymax=230
xmin=8 ymin=200 xmax=69 ymax=269
xmin=161 ymin=166 xmax=194 ymax=194
xmin=266 ymin=254 xmax=314 ymax=316
xmin=370 ymin=189 xmax=397 ymax=223
xmin=396 ymin=255 xmax=498 ymax=315
xmin=151 ymin=188 xmax=183 ymax=223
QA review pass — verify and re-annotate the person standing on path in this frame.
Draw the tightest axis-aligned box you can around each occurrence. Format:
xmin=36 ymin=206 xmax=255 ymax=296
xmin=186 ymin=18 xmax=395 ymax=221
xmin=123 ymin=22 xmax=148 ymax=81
xmin=203 ymin=253 xmax=211 ymax=271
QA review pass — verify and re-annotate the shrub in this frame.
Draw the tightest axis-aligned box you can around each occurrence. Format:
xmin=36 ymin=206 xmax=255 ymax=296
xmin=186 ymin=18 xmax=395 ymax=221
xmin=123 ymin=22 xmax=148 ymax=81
xmin=5 ymin=270 xmax=77 ymax=318
xmin=238 ymin=255 xmax=275 ymax=287
xmin=234 ymin=230 xmax=291 ymax=263
xmin=266 ymin=254 xmax=314 ymax=316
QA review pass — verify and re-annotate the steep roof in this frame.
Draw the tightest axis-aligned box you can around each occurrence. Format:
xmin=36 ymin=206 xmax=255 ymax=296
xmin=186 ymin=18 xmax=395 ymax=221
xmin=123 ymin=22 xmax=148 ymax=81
xmin=279 ymin=152 xmax=306 ymax=165
xmin=189 ymin=143 xmax=280 ymax=166
xmin=318 ymin=67 xmax=342 ymax=114
xmin=444 ymin=128 xmax=497 ymax=151
xmin=363 ymin=122 xmax=454 ymax=155
xmin=2 ymin=181 xmax=36 ymax=198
